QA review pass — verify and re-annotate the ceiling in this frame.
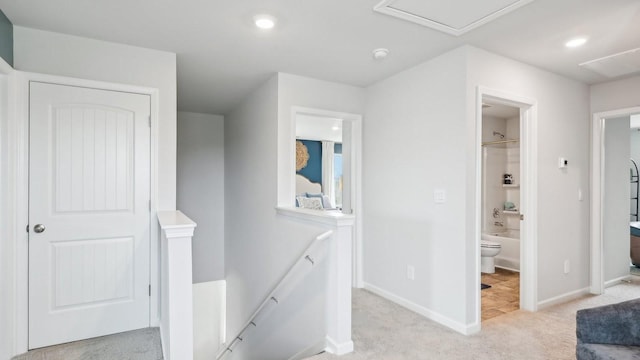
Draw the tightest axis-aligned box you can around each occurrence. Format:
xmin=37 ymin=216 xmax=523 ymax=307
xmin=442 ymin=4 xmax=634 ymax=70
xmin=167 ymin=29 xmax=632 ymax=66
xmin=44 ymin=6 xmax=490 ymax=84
xmin=483 ymin=102 xmax=520 ymax=119
xmin=296 ymin=114 xmax=343 ymax=143
xmin=0 ymin=0 xmax=639 ymax=115
xmin=373 ymin=0 xmax=536 ymax=36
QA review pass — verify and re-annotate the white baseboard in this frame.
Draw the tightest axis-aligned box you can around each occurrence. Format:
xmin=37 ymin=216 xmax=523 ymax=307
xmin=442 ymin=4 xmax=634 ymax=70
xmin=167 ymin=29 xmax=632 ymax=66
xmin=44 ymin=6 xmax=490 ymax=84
xmin=537 ymin=287 xmax=590 ymax=309
xmin=363 ymin=282 xmax=478 ymax=335
xmin=495 ymin=264 xmax=520 ymax=273
xmin=605 ymin=275 xmax=632 ymax=288
xmin=325 ymin=336 xmax=354 ymax=355
xmin=495 ymin=260 xmax=520 ymax=273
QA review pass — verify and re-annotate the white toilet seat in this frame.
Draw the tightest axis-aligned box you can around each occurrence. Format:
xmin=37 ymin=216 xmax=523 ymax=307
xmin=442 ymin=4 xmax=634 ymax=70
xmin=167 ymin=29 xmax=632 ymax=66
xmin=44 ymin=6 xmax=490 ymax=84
xmin=481 ymin=240 xmax=501 ymax=248
xmin=481 ymin=240 xmax=501 ymax=273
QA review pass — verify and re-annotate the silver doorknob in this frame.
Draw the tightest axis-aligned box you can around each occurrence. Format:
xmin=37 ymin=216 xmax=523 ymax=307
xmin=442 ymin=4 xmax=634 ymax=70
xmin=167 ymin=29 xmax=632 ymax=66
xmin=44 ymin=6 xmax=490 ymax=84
xmin=34 ymin=224 xmax=46 ymax=233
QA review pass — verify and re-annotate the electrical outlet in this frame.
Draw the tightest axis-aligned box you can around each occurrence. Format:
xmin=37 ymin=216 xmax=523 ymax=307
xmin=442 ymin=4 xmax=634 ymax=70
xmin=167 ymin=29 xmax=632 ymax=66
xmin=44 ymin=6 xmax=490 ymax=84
xmin=559 ymin=157 xmax=568 ymax=169
xmin=564 ymin=260 xmax=570 ymax=274
xmin=407 ymin=265 xmax=415 ymax=280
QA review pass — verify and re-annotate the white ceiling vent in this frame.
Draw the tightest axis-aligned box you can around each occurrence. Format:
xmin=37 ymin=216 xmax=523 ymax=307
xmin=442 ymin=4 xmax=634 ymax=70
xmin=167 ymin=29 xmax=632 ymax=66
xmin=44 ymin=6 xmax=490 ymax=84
xmin=579 ymin=48 xmax=640 ymax=79
xmin=373 ymin=0 xmax=536 ymax=36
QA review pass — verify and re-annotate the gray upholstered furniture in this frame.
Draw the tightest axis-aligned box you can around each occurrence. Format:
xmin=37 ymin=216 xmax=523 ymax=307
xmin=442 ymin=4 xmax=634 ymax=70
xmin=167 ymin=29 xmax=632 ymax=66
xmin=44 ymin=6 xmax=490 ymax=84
xmin=576 ymin=298 xmax=640 ymax=359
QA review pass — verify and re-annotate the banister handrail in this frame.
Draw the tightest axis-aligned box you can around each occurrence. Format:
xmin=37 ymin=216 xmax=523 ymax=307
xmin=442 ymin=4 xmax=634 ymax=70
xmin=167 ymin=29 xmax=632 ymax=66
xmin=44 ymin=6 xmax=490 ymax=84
xmin=216 ymin=230 xmax=334 ymax=359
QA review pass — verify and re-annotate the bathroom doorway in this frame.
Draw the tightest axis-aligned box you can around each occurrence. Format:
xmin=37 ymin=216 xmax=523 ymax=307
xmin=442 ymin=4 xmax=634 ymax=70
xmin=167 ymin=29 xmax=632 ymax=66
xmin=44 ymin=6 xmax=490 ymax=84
xmin=480 ymin=101 xmax=521 ymax=320
xmin=476 ymin=87 xmax=538 ymax=325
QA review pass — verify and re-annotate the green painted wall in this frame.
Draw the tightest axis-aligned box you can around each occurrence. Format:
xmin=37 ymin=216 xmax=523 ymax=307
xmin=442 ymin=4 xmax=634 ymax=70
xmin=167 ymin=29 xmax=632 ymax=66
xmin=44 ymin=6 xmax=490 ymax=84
xmin=0 ymin=9 xmax=12 ymax=66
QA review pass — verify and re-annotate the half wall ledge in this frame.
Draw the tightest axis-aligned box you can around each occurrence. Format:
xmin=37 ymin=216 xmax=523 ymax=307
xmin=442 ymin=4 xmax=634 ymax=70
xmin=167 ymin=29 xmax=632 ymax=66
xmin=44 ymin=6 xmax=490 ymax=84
xmin=276 ymin=206 xmax=355 ymax=355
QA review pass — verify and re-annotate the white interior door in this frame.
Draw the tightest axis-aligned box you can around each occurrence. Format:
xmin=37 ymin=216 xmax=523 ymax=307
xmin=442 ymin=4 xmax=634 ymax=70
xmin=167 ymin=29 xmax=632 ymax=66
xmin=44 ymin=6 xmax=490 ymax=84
xmin=28 ymin=82 xmax=151 ymax=349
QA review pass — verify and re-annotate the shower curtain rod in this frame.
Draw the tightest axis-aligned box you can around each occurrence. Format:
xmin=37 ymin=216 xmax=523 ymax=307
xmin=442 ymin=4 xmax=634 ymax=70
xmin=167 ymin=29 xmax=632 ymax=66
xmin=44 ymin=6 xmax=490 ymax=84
xmin=481 ymin=139 xmax=519 ymax=146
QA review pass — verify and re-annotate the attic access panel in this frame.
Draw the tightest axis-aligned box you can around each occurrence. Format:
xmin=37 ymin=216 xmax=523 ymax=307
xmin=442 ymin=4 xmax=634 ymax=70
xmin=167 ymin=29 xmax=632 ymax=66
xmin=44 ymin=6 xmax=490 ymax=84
xmin=579 ymin=48 xmax=640 ymax=79
xmin=374 ymin=0 xmax=536 ymax=36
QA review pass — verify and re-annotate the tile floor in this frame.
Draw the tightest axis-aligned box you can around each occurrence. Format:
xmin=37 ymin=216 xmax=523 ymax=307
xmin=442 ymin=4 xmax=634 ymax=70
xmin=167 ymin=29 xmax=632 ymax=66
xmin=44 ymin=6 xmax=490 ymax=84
xmin=481 ymin=267 xmax=520 ymax=321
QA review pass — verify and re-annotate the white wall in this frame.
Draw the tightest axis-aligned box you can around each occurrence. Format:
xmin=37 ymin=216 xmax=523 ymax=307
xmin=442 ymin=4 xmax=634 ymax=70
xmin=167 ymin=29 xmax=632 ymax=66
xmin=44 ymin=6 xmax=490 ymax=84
xmin=591 ymin=75 xmax=640 ymax=114
xmin=10 ymin=26 xmax=177 ymax=356
xmin=13 ymin=26 xmax=177 ymax=210
xmin=632 ymin=130 xmax=640 ymax=177
xmin=363 ymin=45 xmax=591 ymax=331
xmin=177 ymin=112 xmax=225 ymax=282
xmin=193 ymin=281 xmax=225 ymax=360
xmin=225 ymin=75 xmax=330 ymax=359
xmin=466 ymin=46 xmax=591 ymax=309
xmin=603 ymin=116 xmax=631 ymax=282
xmin=277 ymin=73 xmax=365 ymax=206
xmin=225 ymin=74 xmax=279 ymax=339
xmin=225 ymin=73 xmax=364 ymax=358
xmin=364 ymin=47 xmax=470 ymax=327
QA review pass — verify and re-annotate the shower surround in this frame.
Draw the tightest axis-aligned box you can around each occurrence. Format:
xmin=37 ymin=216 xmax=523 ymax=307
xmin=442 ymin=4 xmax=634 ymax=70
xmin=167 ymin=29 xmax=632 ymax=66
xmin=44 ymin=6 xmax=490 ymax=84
xmin=482 ymin=114 xmax=521 ymax=271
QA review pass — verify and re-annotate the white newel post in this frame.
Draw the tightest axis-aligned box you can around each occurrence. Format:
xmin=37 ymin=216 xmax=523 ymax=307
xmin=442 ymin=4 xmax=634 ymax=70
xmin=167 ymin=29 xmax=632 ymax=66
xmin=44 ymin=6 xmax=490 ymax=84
xmin=158 ymin=211 xmax=197 ymax=360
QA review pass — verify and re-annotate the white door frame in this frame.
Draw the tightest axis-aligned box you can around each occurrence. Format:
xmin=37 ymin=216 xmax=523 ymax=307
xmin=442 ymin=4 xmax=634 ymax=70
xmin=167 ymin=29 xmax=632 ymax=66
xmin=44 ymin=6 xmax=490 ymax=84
xmin=10 ymin=71 xmax=161 ymax=354
xmin=475 ymin=86 xmax=538 ymax=327
xmin=0 ymin=57 xmax=16 ymax=360
xmin=289 ymin=106 xmax=364 ymax=288
xmin=590 ymin=107 xmax=640 ymax=294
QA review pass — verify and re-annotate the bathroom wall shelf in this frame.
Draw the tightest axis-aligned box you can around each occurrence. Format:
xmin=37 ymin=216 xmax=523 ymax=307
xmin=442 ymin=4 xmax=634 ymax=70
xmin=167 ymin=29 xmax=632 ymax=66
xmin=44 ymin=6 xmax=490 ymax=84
xmin=502 ymin=184 xmax=519 ymax=188
xmin=502 ymin=210 xmax=519 ymax=215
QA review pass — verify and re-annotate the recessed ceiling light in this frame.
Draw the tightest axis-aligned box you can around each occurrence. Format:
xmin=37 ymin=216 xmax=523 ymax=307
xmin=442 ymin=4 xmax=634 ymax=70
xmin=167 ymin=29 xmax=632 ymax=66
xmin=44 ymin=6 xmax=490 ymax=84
xmin=565 ymin=37 xmax=587 ymax=48
xmin=254 ymin=14 xmax=276 ymax=30
xmin=332 ymin=126 xmax=340 ymax=131
xmin=372 ymin=48 xmax=390 ymax=60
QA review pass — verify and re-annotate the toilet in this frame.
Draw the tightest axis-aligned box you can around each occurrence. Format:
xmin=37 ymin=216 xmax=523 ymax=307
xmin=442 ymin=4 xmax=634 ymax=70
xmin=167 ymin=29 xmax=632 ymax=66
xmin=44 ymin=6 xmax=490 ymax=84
xmin=481 ymin=240 xmax=502 ymax=273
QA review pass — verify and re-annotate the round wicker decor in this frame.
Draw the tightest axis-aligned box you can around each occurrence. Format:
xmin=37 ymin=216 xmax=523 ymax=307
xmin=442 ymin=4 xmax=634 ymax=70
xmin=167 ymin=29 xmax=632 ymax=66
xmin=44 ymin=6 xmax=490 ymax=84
xmin=296 ymin=140 xmax=309 ymax=171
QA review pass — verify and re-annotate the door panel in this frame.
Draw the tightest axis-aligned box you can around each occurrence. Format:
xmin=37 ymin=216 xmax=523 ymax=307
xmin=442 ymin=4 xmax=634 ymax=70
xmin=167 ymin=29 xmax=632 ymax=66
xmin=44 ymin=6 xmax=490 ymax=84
xmin=53 ymin=106 xmax=134 ymax=212
xmin=28 ymin=82 xmax=151 ymax=349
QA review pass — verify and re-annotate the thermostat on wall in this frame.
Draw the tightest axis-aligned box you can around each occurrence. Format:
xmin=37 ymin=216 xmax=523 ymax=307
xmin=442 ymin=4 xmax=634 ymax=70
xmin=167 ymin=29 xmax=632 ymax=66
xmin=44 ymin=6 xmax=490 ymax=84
xmin=558 ymin=157 xmax=568 ymax=169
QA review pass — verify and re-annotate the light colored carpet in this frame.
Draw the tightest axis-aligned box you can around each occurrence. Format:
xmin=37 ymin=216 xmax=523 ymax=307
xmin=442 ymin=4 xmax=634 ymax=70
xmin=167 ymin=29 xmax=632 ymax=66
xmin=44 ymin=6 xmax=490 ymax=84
xmin=309 ymin=278 xmax=640 ymax=360
xmin=12 ymin=327 xmax=162 ymax=360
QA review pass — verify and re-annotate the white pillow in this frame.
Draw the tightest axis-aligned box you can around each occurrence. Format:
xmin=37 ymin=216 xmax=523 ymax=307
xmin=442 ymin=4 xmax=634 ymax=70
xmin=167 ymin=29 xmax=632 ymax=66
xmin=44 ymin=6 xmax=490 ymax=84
xmin=296 ymin=196 xmax=324 ymax=210
xmin=321 ymin=195 xmax=334 ymax=209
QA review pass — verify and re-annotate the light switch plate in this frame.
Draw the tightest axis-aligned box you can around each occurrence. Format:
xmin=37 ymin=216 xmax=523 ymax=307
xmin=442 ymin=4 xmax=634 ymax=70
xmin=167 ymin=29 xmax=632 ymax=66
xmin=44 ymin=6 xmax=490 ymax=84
xmin=434 ymin=189 xmax=446 ymax=203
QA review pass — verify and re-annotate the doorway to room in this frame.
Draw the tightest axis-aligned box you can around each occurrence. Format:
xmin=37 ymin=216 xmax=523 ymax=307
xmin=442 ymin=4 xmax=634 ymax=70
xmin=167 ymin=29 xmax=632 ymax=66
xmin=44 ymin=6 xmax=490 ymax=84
xmin=480 ymin=101 xmax=522 ymax=321
xmin=475 ymin=87 xmax=538 ymax=326
xmin=591 ymin=108 xmax=640 ymax=294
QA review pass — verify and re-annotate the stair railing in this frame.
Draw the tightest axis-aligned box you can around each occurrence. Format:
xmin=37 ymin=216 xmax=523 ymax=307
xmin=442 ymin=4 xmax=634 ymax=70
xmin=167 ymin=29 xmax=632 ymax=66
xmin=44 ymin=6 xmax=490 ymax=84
xmin=216 ymin=230 xmax=334 ymax=359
